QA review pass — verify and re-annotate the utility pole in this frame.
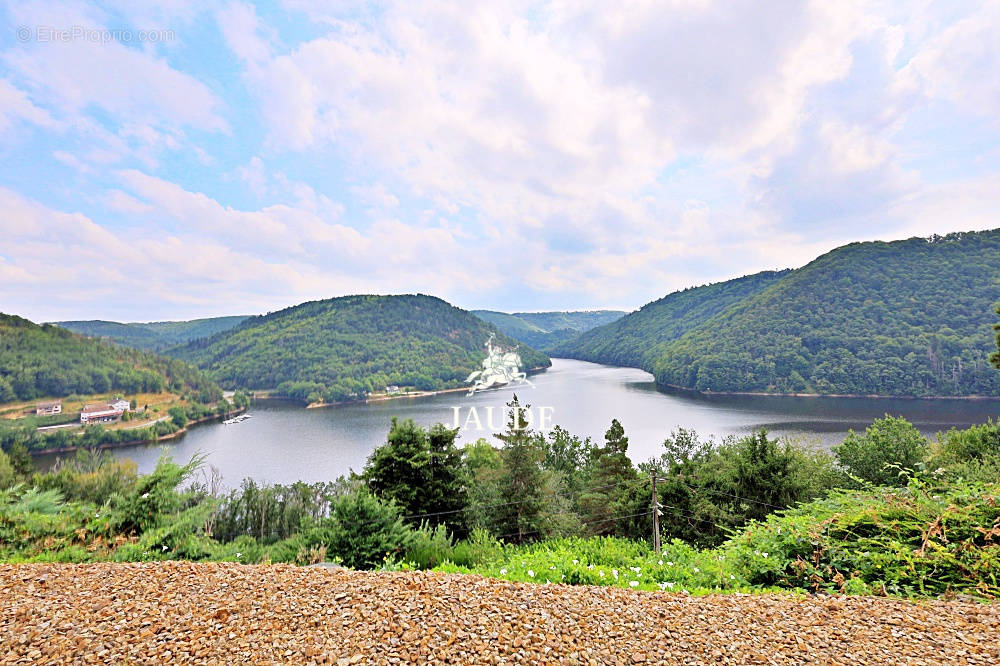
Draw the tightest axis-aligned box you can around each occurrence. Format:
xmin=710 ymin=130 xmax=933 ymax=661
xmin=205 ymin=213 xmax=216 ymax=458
xmin=651 ymin=472 xmax=661 ymax=554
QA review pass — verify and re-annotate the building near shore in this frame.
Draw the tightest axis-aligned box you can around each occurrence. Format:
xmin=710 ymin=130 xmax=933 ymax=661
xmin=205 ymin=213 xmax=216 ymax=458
xmin=35 ymin=401 xmax=62 ymax=416
xmin=80 ymin=402 xmax=126 ymax=424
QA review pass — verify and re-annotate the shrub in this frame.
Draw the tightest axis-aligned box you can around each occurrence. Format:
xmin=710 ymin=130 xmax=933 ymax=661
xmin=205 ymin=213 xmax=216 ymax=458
xmin=404 ymin=522 xmax=455 ymax=569
xmin=834 ymin=416 xmax=928 ymax=486
xmin=935 ymin=419 xmax=1000 ymax=466
xmin=726 ymin=475 xmax=1000 ymax=598
xmin=288 ymin=489 xmax=412 ymax=569
xmin=0 ymin=450 xmax=14 ymax=490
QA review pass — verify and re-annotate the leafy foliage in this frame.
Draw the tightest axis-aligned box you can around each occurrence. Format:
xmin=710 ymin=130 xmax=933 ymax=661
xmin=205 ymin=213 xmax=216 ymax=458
xmin=653 ymin=428 xmax=842 ymax=547
xmin=834 ymin=416 xmax=929 ymax=486
xmin=728 ymin=475 xmax=1000 ymax=598
xmin=0 ymin=313 xmax=221 ymax=402
xmin=168 ymin=294 xmax=550 ymax=401
xmin=559 ymin=231 xmax=1000 ymax=396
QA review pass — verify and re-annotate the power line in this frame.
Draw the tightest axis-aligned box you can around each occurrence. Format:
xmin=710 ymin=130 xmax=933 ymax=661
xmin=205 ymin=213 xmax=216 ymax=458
xmin=212 ymin=476 xmax=649 ymax=541
xmin=655 ymin=473 xmax=788 ymax=511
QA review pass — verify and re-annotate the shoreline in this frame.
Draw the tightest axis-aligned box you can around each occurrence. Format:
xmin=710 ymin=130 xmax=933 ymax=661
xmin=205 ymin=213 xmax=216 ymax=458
xmin=554 ymin=356 xmax=1000 ymax=401
xmin=28 ymin=407 xmax=246 ymax=457
xmin=655 ymin=381 xmax=1000 ymax=401
xmin=304 ymin=385 xmax=471 ymax=409
xmin=293 ymin=365 xmax=552 ymax=410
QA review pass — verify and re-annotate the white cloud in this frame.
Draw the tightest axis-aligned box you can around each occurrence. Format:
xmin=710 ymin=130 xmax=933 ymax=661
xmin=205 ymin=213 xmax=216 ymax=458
xmin=0 ymin=78 xmax=57 ymax=133
xmin=898 ymin=1 xmax=1000 ymax=118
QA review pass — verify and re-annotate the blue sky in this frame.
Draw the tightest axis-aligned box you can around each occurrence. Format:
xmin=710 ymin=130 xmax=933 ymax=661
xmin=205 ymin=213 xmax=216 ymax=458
xmin=1 ymin=0 xmax=999 ymax=322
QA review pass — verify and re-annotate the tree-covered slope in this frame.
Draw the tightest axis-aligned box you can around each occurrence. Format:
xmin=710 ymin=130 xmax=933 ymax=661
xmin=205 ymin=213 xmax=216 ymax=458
xmin=56 ymin=316 xmax=250 ymax=352
xmin=0 ymin=314 xmax=220 ymax=403
xmin=473 ymin=310 xmax=625 ymax=350
xmin=554 ymin=271 xmax=790 ymax=368
xmin=170 ymin=295 xmax=551 ymax=402
xmin=562 ymin=230 xmax=1000 ymax=397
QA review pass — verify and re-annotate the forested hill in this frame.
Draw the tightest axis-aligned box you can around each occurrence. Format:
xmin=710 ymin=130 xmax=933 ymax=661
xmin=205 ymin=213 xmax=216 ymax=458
xmin=553 ymin=271 xmax=790 ymax=368
xmin=557 ymin=230 xmax=1000 ymax=397
xmin=0 ymin=314 xmax=220 ymax=403
xmin=168 ymin=295 xmax=551 ymax=403
xmin=472 ymin=310 xmax=625 ymax=350
xmin=55 ymin=316 xmax=250 ymax=352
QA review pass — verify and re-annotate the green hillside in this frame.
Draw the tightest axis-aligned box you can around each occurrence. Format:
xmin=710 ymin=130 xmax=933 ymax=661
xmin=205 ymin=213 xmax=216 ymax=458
xmin=558 ymin=230 xmax=1000 ymax=397
xmin=56 ymin=316 xmax=250 ymax=352
xmin=0 ymin=313 xmax=220 ymax=403
xmin=553 ymin=271 xmax=790 ymax=367
xmin=170 ymin=295 xmax=551 ymax=403
xmin=473 ymin=310 xmax=625 ymax=350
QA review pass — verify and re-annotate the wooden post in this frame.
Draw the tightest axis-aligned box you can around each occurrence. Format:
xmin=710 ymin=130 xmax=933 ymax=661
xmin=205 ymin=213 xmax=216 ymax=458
xmin=652 ymin=472 xmax=661 ymax=554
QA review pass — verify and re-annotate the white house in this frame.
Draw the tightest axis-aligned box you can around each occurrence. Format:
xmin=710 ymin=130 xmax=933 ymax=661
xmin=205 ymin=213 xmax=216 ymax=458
xmin=80 ymin=403 xmax=125 ymax=424
xmin=110 ymin=398 xmax=131 ymax=412
xmin=35 ymin=401 xmax=62 ymax=416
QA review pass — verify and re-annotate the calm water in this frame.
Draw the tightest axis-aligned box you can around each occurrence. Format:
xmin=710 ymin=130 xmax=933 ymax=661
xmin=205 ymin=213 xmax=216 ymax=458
xmin=55 ymin=359 xmax=1000 ymax=487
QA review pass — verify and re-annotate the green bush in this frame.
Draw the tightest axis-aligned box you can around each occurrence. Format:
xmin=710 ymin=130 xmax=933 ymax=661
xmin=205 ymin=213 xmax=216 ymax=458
xmin=726 ymin=475 xmax=1000 ymax=598
xmin=935 ymin=419 xmax=1000 ymax=466
xmin=404 ymin=522 xmax=455 ymax=569
xmin=834 ymin=416 xmax=929 ymax=486
xmin=0 ymin=450 xmax=14 ymax=490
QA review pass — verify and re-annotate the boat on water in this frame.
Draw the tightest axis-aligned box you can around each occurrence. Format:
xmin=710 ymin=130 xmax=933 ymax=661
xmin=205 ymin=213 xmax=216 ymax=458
xmin=223 ymin=413 xmax=252 ymax=425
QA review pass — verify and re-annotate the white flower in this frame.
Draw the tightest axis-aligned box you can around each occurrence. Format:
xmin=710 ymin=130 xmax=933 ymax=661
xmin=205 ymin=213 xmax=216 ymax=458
xmin=693 ymin=567 xmax=699 ymax=573
xmin=612 ymin=569 xmax=619 ymax=580
xmin=629 ymin=566 xmax=641 ymax=574
xmin=587 ymin=564 xmax=594 ymax=570
xmin=729 ymin=574 xmax=735 ymax=580
xmin=550 ymin=566 xmax=556 ymax=570
xmin=499 ymin=568 xmax=507 ymax=575
xmin=572 ymin=559 xmax=578 ymax=565
xmin=657 ymin=560 xmax=663 ymax=566
xmin=236 ymin=552 xmax=242 ymax=559
xmin=658 ymin=581 xmax=674 ymax=590
xmin=762 ymin=552 xmax=769 ymax=558
xmin=161 ymin=544 xmax=168 ymax=551
xmin=629 ymin=581 xmax=639 ymax=588
xmin=527 ymin=570 xmax=535 ymax=578
xmin=141 ymin=493 xmax=150 ymax=499
xmin=599 ymin=570 xmax=605 ymax=578
xmin=666 ymin=561 xmax=674 ymax=567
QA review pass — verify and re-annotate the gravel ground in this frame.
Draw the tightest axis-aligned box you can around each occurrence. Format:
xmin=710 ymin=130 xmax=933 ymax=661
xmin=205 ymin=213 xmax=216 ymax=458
xmin=2 ymin=563 xmax=998 ymax=664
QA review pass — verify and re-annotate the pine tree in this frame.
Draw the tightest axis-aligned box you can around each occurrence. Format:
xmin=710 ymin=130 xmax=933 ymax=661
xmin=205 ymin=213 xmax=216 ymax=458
xmin=494 ymin=395 xmax=545 ymax=543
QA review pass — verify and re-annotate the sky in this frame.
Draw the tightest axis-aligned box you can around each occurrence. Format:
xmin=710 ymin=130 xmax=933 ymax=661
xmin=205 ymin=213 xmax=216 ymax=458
xmin=1 ymin=0 xmax=999 ymax=323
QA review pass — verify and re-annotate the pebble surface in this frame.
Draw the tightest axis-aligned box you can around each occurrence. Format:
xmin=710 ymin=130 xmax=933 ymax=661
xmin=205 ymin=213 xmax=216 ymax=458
xmin=2 ymin=562 xmax=998 ymax=664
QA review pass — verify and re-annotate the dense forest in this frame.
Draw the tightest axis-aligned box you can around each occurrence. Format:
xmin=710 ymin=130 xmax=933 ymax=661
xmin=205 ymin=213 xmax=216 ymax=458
xmin=559 ymin=230 xmax=1000 ymax=397
xmin=169 ymin=295 xmax=551 ymax=403
xmin=473 ymin=310 xmax=625 ymax=351
xmin=56 ymin=316 xmax=250 ymax=352
xmin=554 ymin=272 xmax=789 ymax=368
xmin=0 ymin=314 xmax=221 ymax=402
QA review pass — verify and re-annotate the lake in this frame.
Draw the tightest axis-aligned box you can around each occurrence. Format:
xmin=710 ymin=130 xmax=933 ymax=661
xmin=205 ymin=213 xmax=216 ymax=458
xmin=77 ymin=359 xmax=1000 ymax=487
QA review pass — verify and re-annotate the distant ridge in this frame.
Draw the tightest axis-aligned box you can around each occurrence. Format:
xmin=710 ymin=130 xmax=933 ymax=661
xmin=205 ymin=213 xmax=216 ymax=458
xmin=55 ymin=316 xmax=250 ymax=352
xmin=556 ymin=230 xmax=1000 ymax=397
xmin=472 ymin=310 xmax=625 ymax=351
xmin=168 ymin=294 xmax=551 ymax=403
